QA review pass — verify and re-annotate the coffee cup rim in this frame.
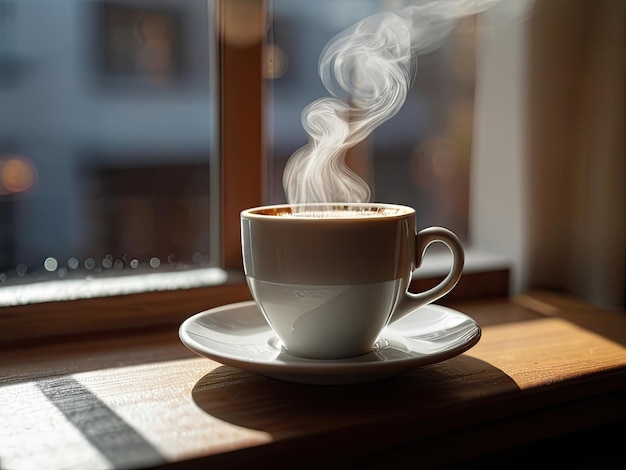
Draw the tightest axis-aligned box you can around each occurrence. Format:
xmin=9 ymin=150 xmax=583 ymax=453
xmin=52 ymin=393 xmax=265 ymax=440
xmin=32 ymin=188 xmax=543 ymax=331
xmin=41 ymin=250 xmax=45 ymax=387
xmin=241 ymin=202 xmax=415 ymax=219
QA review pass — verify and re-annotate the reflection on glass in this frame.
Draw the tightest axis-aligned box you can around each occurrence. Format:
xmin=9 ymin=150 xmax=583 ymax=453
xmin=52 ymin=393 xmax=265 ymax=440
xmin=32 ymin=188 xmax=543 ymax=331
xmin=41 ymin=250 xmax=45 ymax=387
xmin=95 ymin=1 xmax=185 ymax=88
xmin=267 ymin=0 xmax=475 ymax=239
xmin=0 ymin=0 xmax=218 ymax=285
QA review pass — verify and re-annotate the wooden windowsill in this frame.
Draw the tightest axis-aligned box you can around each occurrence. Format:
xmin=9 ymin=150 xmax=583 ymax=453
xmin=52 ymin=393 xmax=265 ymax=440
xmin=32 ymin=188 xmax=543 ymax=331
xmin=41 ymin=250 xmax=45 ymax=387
xmin=1 ymin=291 xmax=624 ymax=468
xmin=0 ymin=250 xmax=511 ymax=345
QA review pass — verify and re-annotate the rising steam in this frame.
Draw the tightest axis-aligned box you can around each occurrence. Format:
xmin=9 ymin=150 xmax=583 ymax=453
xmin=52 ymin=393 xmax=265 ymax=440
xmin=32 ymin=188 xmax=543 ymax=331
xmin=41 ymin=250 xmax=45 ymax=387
xmin=283 ymin=0 xmax=499 ymax=205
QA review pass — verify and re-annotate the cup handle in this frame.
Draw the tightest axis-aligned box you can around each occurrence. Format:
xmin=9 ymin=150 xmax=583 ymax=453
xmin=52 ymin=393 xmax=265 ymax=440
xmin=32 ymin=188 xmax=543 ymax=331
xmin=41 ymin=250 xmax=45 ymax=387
xmin=389 ymin=227 xmax=464 ymax=324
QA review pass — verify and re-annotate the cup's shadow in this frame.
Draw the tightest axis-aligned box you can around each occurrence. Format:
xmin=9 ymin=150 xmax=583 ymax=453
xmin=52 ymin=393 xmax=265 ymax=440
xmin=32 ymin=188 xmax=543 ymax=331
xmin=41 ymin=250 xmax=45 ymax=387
xmin=191 ymin=355 xmax=519 ymax=438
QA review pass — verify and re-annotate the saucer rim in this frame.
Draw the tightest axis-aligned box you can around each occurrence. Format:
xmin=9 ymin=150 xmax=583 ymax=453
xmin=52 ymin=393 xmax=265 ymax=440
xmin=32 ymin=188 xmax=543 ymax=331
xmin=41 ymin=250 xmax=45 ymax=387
xmin=178 ymin=300 xmax=481 ymax=376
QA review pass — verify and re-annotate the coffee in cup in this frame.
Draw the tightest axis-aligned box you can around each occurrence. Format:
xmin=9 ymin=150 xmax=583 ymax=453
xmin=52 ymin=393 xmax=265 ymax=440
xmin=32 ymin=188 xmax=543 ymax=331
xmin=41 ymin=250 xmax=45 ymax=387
xmin=240 ymin=202 xmax=464 ymax=359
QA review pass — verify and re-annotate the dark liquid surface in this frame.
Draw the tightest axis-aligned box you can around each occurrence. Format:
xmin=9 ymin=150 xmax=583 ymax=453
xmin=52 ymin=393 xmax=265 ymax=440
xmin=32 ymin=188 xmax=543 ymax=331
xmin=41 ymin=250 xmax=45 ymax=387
xmin=255 ymin=206 xmax=409 ymax=218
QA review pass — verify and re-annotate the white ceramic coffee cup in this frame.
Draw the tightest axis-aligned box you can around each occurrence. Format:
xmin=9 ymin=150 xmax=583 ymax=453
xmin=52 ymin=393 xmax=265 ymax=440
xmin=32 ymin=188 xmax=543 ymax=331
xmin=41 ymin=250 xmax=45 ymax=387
xmin=241 ymin=202 xmax=464 ymax=359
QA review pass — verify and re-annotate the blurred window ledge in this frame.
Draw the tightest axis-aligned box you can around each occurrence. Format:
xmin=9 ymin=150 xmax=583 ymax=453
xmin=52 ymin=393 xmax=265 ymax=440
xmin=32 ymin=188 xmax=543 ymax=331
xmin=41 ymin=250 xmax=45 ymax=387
xmin=0 ymin=252 xmax=510 ymax=345
xmin=0 ymin=250 xmax=510 ymax=308
xmin=0 ymin=267 xmax=229 ymax=308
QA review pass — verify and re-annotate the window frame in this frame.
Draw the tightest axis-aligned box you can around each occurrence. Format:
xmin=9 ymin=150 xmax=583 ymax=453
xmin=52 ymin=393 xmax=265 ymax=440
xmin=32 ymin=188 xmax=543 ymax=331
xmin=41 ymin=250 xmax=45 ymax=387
xmin=0 ymin=0 xmax=265 ymax=344
xmin=0 ymin=0 xmax=518 ymax=346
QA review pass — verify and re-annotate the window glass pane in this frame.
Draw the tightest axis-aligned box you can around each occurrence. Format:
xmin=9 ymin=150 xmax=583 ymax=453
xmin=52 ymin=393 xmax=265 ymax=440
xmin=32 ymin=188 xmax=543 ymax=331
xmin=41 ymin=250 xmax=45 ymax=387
xmin=267 ymin=0 xmax=476 ymax=240
xmin=0 ymin=0 xmax=219 ymax=286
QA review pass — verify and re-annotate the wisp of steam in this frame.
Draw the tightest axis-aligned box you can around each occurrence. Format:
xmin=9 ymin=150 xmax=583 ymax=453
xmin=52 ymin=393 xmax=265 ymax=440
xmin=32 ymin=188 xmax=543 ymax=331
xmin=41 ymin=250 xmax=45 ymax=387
xmin=283 ymin=0 xmax=499 ymax=205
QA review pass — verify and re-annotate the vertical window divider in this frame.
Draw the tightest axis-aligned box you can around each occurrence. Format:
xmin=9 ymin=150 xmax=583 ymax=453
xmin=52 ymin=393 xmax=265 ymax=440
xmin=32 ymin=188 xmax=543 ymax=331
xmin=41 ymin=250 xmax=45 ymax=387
xmin=217 ymin=0 xmax=266 ymax=270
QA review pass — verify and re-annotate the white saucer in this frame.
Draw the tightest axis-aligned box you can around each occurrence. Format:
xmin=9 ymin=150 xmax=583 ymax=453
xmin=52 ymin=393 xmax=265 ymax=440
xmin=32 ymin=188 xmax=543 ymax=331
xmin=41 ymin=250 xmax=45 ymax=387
xmin=179 ymin=301 xmax=481 ymax=385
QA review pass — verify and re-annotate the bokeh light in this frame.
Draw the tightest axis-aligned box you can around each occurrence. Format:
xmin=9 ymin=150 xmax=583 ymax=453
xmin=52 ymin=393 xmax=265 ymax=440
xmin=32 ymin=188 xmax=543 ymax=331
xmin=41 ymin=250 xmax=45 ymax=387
xmin=43 ymin=257 xmax=58 ymax=272
xmin=102 ymin=254 xmax=113 ymax=269
xmin=0 ymin=155 xmax=37 ymax=195
xmin=84 ymin=258 xmax=96 ymax=270
xmin=265 ymin=44 xmax=288 ymax=79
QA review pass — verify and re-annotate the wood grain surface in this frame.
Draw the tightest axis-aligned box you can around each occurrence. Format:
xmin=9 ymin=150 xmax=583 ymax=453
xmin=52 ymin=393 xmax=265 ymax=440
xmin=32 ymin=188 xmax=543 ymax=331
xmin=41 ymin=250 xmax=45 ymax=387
xmin=1 ymin=294 xmax=625 ymax=469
